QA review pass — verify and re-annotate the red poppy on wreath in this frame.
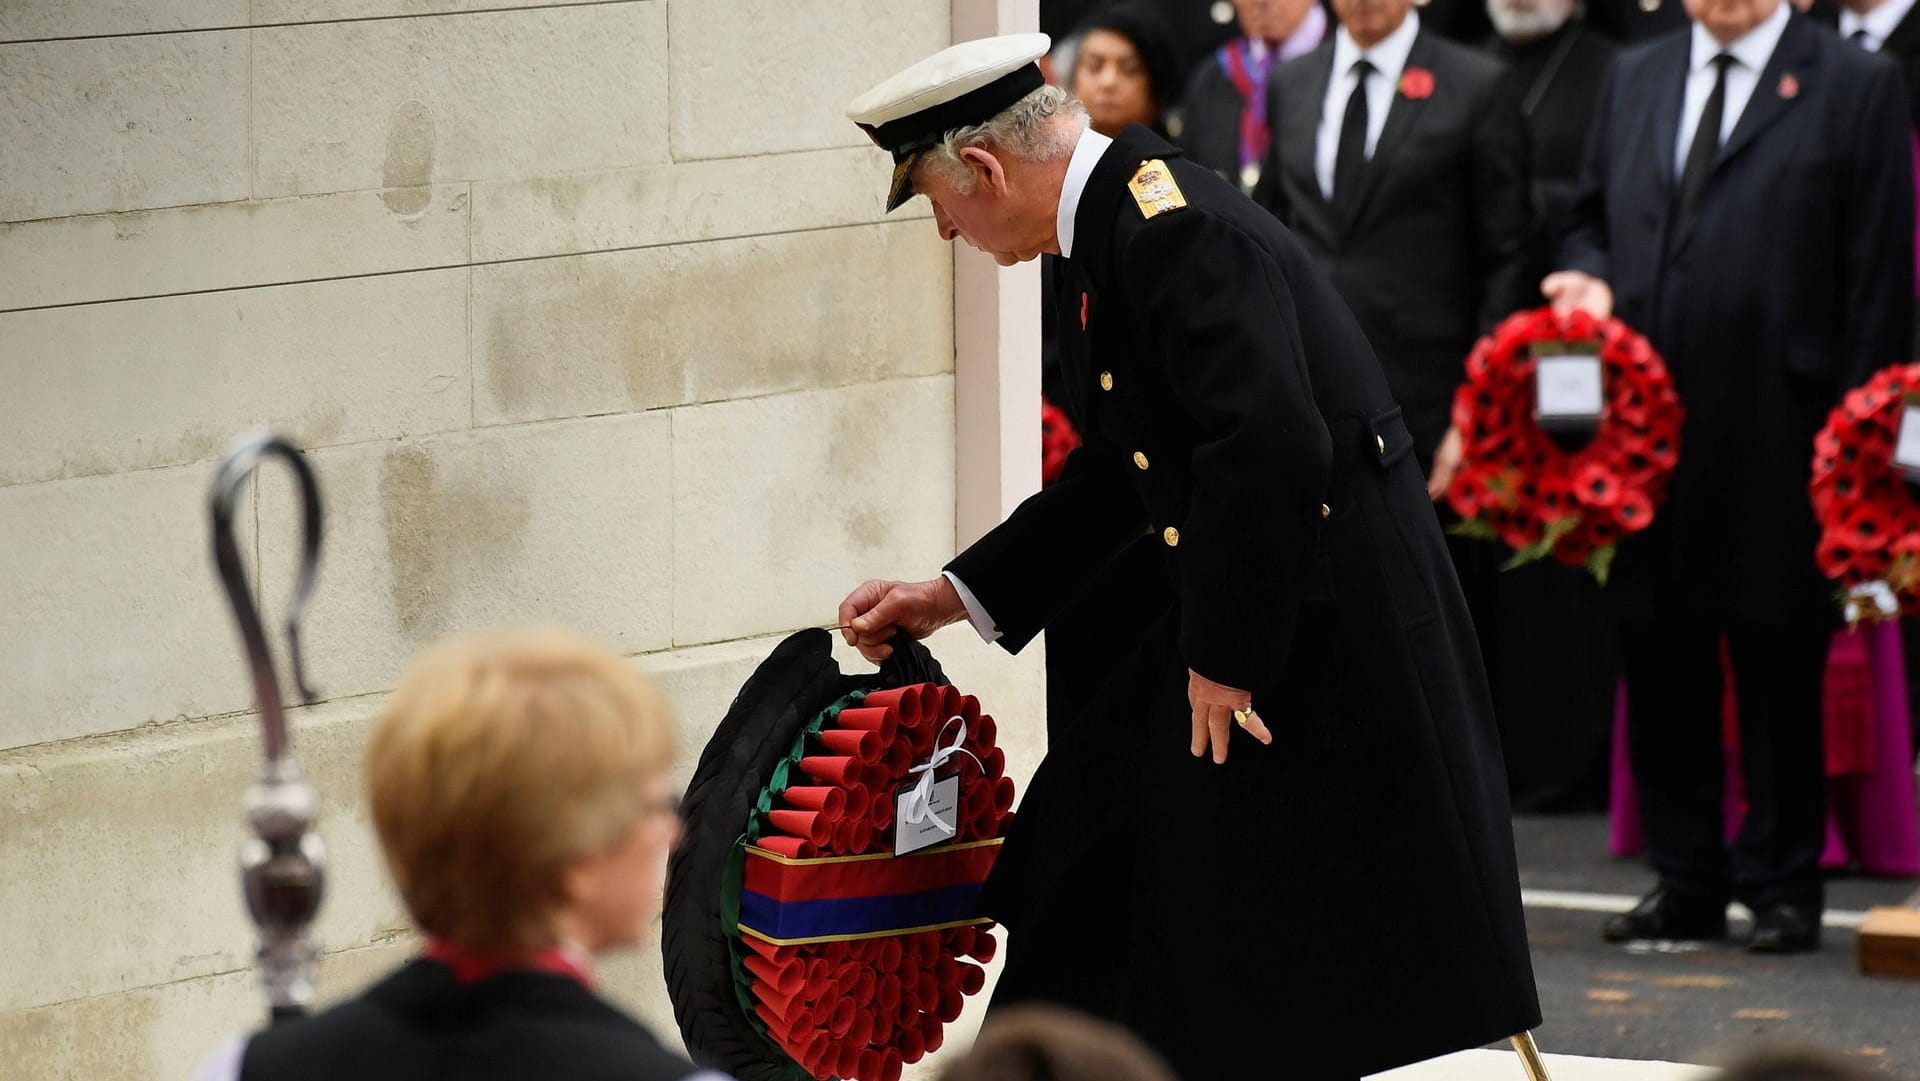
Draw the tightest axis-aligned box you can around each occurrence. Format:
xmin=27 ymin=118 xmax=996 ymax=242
xmin=1400 ymin=66 xmax=1435 ymax=100
xmin=1446 ymin=306 xmax=1681 ymax=580
xmin=1810 ymin=361 xmax=1920 ymax=621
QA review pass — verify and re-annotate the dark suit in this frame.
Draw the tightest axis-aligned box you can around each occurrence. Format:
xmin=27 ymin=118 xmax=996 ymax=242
xmin=238 ymin=961 xmax=704 ymax=1081
xmin=1172 ymin=12 xmax=1334 ymax=190
xmin=1560 ymin=13 xmax=1914 ymax=908
xmin=963 ymin=126 xmax=1538 ymax=1080
xmin=1255 ymin=29 xmax=1534 ymax=462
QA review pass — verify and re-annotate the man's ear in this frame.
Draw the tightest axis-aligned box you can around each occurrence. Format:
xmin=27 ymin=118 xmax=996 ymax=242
xmin=957 ymin=146 xmax=1009 ymax=197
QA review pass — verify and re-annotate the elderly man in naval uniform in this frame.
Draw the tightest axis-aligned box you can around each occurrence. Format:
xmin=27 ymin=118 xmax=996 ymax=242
xmin=836 ymin=34 xmax=1540 ymax=1080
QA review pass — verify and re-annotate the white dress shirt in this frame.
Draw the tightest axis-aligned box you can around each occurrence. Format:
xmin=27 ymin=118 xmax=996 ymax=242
xmin=1674 ymin=1 xmax=1791 ymax=173
xmin=1839 ymin=0 xmax=1918 ymax=51
xmin=1056 ymin=123 xmax=1113 ymax=259
xmin=1315 ymin=12 xmax=1422 ymax=200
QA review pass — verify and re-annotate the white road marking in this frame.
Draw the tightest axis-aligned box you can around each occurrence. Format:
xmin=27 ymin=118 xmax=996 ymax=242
xmin=1521 ymin=888 xmax=1870 ymax=930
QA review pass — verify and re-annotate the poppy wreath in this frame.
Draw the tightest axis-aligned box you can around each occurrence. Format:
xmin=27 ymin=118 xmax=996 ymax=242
xmin=1810 ymin=363 xmax=1920 ymax=622
xmin=1445 ymin=306 xmax=1683 ymax=582
xmin=722 ymin=680 xmax=1015 ymax=1081
xmin=1040 ymin=395 xmax=1081 ymax=488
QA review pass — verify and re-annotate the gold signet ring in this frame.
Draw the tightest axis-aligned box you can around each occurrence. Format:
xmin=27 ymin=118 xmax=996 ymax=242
xmin=1233 ymin=709 xmax=1252 ymax=727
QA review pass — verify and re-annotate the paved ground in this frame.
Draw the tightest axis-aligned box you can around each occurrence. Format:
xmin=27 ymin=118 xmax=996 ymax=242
xmin=1511 ymin=814 xmax=1920 ymax=1077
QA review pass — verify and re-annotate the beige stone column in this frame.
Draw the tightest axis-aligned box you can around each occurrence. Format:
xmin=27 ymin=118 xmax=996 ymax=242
xmin=951 ymin=0 xmax=1044 ymax=551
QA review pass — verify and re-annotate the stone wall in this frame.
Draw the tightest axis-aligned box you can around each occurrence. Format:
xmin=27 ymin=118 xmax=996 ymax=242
xmin=0 ymin=3 xmax=1045 ymax=1076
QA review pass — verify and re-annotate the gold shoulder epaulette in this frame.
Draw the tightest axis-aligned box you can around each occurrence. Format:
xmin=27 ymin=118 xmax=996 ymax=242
xmin=1127 ymin=159 xmax=1187 ymax=220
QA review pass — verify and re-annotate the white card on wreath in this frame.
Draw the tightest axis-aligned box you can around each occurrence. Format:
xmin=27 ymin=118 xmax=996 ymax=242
xmin=1536 ymin=354 xmax=1605 ymax=425
xmin=895 ymin=773 xmax=959 ymax=856
xmin=1895 ymin=405 xmax=1920 ymax=478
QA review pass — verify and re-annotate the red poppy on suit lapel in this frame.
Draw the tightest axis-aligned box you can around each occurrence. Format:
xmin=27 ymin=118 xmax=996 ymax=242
xmin=1080 ymin=292 xmax=1089 ymax=330
xmin=1778 ymin=72 xmax=1800 ymax=100
xmin=1399 ymin=66 xmax=1435 ymax=100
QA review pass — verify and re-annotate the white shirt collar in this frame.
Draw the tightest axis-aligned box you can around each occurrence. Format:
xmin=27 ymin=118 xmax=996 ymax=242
xmin=1056 ymin=123 xmax=1112 ymax=260
xmin=1689 ymin=0 xmax=1790 ymax=74
xmin=1331 ymin=10 xmax=1421 ymax=88
xmin=1840 ymin=0 xmax=1918 ymax=48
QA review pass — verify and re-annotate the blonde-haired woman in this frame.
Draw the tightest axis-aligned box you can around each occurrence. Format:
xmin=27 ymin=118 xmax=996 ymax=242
xmin=200 ymin=628 xmax=729 ymax=1081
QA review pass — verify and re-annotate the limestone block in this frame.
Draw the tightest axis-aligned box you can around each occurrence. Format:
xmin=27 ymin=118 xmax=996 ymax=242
xmin=252 ymin=4 xmax=667 ymax=200
xmin=470 ymin=245 xmax=677 ymax=426
xmin=671 ymin=222 xmax=953 ymax=406
xmin=0 ymin=269 xmax=470 ymax=487
xmin=0 ymin=464 xmax=255 ymax=751
xmin=0 ymin=184 xmax=469 ymax=311
xmin=255 ymin=416 xmax=675 ymax=705
xmin=671 ymin=376 xmax=955 ymax=646
xmin=0 ymin=32 xmax=250 ymax=222
xmin=0 ymin=700 xmax=407 ymax=1015
xmin=668 ymin=0 xmax=948 ymax=160
xmin=0 ymin=0 xmax=242 ymax=41
xmin=469 ymin=146 xmax=925 ymax=263
xmin=253 ymin=0 xmax=588 ymax=22
xmin=0 ymin=939 xmax=413 ymax=1081
xmin=471 ymin=221 xmax=952 ymax=426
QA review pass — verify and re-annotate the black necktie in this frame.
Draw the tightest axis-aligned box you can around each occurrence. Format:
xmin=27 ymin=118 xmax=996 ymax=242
xmin=1333 ymin=58 xmax=1375 ymax=205
xmin=1675 ymin=53 xmax=1734 ymax=234
xmin=1851 ymin=28 xmax=1874 ymax=48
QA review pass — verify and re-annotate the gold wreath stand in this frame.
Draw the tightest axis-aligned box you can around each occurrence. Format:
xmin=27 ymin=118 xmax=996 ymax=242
xmin=1511 ymin=1031 xmax=1553 ymax=1081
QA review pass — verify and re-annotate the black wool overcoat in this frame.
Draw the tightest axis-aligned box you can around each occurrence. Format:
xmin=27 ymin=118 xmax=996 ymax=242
xmin=950 ymin=127 xmax=1540 ymax=1080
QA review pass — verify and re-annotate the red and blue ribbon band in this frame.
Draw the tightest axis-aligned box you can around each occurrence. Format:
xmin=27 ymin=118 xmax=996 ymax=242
xmin=738 ymin=838 xmax=1002 ymax=946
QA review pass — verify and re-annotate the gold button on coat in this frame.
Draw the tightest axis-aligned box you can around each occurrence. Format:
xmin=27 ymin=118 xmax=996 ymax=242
xmin=1163 ymin=526 xmax=1181 ymax=547
xmin=1376 ymin=434 xmax=1387 ymax=455
xmin=1133 ymin=451 xmax=1150 ymax=470
xmin=1321 ymin=503 xmax=1332 ymax=518
xmin=1099 ymin=371 xmax=1114 ymax=391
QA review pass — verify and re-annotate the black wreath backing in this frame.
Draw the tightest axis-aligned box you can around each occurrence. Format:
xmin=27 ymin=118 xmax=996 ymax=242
xmin=662 ymin=628 xmax=948 ymax=1080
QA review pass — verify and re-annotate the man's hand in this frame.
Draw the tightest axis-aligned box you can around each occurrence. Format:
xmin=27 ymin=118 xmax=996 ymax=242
xmin=1428 ymin=425 xmax=1464 ymax=502
xmin=1541 ymin=270 xmax=1614 ymax=320
xmin=1189 ymin=669 xmax=1272 ymax=765
xmin=837 ymin=577 xmax=968 ymax=663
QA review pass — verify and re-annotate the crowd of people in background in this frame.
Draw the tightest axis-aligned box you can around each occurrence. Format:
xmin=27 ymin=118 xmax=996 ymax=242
xmin=1039 ymin=0 xmax=1919 ymax=957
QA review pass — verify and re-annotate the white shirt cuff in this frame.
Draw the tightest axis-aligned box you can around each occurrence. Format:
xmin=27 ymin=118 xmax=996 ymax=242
xmin=941 ymin=570 xmax=1002 ymax=644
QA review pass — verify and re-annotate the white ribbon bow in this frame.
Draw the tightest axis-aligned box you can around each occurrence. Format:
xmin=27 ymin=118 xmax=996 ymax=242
xmin=901 ymin=716 xmax=984 ymax=834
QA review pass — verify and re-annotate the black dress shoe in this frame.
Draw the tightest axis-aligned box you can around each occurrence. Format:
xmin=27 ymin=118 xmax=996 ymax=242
xmin=1748 ymin=902 xmax=1821 ymax=953
xmin=1601 ymin=887 xmax=1728 ymax=942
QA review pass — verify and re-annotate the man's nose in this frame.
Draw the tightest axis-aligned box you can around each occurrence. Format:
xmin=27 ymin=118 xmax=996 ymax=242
xmin=932 ymin=205 xmax=958 ymax=242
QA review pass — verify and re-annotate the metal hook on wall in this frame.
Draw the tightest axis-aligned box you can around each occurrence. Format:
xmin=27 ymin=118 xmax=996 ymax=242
xmin=210 ymin=430 xmax=327 ymax=1025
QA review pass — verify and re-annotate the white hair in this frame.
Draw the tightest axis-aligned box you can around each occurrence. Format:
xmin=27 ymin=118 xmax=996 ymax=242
xmin=915 ymin=85 xmax=1089 ymax=196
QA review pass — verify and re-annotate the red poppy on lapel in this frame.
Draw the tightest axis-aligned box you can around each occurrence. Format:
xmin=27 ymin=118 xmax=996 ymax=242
xmin=1080 ymin=291 xmax=1089 ymax=330
xmin=1778 ymin=72 xmax=1800 ymax=100
xmin=1399 ymin=66 xmax=1435 ymax=100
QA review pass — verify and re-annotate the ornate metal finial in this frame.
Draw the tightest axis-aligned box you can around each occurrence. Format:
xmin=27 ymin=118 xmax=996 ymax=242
xmin=210 ymin=431 xmax=327 ymax=1025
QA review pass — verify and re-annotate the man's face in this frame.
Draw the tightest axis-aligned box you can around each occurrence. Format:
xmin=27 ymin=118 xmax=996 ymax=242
xmin=1331 ymin=0 xmax=1414 ymax=47
xmin=1683 ymin=0 xmax=1782 ymax=42
xmin=916 ymin=159 xmax=1057 ymax=266
xmin=1486 ymin=0 xmax=1576 ymax=43
xmin=1234 ymin=0 xmax=1319 ymax=45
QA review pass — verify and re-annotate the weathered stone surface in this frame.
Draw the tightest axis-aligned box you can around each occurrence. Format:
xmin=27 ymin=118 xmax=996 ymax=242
xmin=0 ymin=699 xmax=406 ymax=1015
xmin=255 ymin=416 xmax=675 ymax=705
xmin=471 ymin=221 xmax=951 ymax=426
xmin=0 ymin=269 xmax=470 ymax=487
xmin=0 ymin=464 xmax=255 ymax=751
xmin=468 ymin=146 xmax=922 ymax=264
xmin=252 ymin=4 xmax=668 ymax=200
xmin=0 ymin=0 xmax=242 ymax=42
xmin=671 ymin=376 xmax=956 ymax=646
xmin=0 ymin=32 xmax=250 ymax=222
xmin=668 ymin=0 xmax=948 ymax=160
xmin=253 ymin=0 xmax=592 ymax=22
xmin=0 ymin=185 xmax=469 ymax=311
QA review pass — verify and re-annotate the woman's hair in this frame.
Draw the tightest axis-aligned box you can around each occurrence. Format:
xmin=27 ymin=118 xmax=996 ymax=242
xmin=367 ymin=627 xmax=675 ymax=954
xmin=914 ymin=84 xmax=1088 ymax=196
xmin=1074 ymin=2 xmax=1184 ymax=112
xmin=937 ymin=1005 xmax=1180 ymax=1081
